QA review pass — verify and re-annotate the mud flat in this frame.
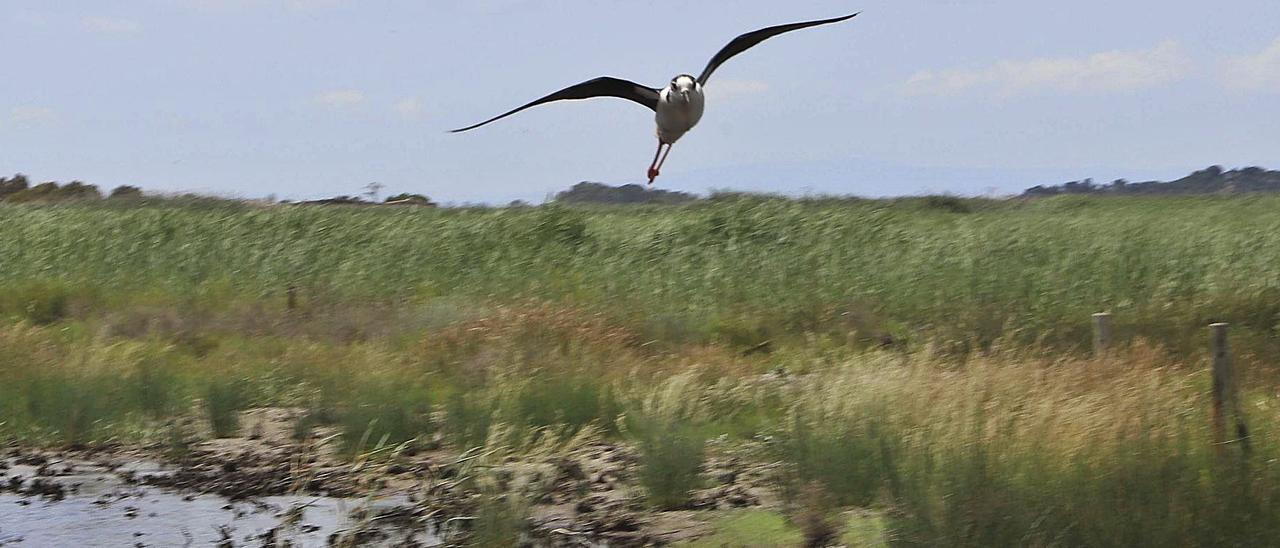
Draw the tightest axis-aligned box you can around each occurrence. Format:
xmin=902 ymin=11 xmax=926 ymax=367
xmin=0 ymin=491 xmax=424 ymax=547
xmin=0 ymin=408 xmax=784 ymax=547
xmin=0 ymin=445 xmax=431 ymax=547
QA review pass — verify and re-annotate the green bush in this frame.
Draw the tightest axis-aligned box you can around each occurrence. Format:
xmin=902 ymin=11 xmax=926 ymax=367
xmin=203 ymin=377 xmax=248 ymax=438
xmin=24 ymin=374 xmax=118 ymax=444
xmin=780 ymin=411 xmax=898 ymax=506
xmin=635 ymin=421 xmax=705 ymax=509
xmin=468 ymin=494 xmax=529 ymax=547
xmin=124 ymin=352 xmax=183 ymax=417
xmin=339 ymin=378 xmax=434 ymax=455
xmin=514 ymin=374 xmax=617 ymax=432
xmin=0 ymin=280 xmax=78 ymax=325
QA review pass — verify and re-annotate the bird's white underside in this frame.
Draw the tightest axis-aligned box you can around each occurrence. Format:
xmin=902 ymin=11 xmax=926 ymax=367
xmin=655 ymin=77 xmax=705 ymax=144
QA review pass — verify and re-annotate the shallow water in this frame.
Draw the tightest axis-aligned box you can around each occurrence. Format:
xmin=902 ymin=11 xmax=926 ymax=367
xmin=0 ymin=459 xmax=438 ymax=547
xmin=0 ymin=494 xmax=415 ymax=547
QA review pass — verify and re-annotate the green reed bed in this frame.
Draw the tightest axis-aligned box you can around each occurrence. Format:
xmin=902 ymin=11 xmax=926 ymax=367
xmin=4 ymin=195 xmax=1280 ymax=355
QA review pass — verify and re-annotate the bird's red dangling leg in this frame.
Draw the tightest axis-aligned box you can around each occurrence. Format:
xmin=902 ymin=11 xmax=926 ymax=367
xmin=656 ymin=144 xmax=673 ymax=170
xmin=647 ymin=141 xmax=667 ymax=184
xmin=649 ymin=143 xmax=674 ymax=185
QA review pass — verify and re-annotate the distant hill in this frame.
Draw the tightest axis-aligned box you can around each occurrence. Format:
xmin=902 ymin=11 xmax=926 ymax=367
xmin=554 ymin=182 xmax=698 ymax=205
xmin=1024 ymin=166 xmax=1280 ymax=197
xmin=297 ymin=193 xmax=436 ymax=207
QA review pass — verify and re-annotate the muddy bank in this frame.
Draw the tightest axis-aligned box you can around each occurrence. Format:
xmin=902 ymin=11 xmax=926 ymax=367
xmin=0 ymin=446 xmax=431 ymax=547
xmin=0 ymin=491 xmax=424 ymax=547
xmin=1 ymin=408 xmax=782 ymax=547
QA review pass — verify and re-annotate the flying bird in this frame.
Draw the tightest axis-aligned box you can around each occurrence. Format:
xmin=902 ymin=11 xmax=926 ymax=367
xmin=450 ymin=13 xmax=859 ymax=184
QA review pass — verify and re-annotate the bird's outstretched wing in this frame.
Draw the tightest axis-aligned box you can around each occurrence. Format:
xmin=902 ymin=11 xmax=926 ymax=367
xmin=450 ymin=77 xmax=660 ymax=133
xmin=698 ymin=13 xmax=859 ymax=86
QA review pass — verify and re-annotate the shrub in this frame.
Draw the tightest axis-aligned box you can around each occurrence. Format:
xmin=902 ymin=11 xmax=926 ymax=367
xmin=513 ymin=374 xmax=616 ymax=432
xmin=108 ymin=185 xmax=144 ymax=200
xmin=0 ymin=280 xmax=78 ymax=325
xmin=780 ymin=411 xmax=897 ymax=507
xmin=123 ymin=353 xmax=183 ymax=418
xmin=635 ymin=421 xmax=704 ymax=509
xmin=468 ymin=494 xmax=529 ymax=547
xmin=339 ymin=378 xmax=434 ymax=455
xmin=627 ymin=373 xmax=707 ymax=510
xmin=24 ymin=374 xmax=117 ymax=444
xmin=204 ymin=377 xmax=248 ymax=438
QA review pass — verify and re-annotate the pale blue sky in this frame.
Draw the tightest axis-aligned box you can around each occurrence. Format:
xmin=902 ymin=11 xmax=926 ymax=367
xmin=2 ymin=1 xmax=1278 ymax=203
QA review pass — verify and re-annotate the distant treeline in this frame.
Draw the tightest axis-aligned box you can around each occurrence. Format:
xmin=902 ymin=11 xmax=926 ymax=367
xmin=562 ymin=166 xmax=1280 ymax=206
xmin=1024 ymin=166 xmax=1280 ymax=196
xmin=8 ymin=166 xmax=1277 ymax=208
xmin=0 ymin=174 xmax=437 ymax=207
xmin=554 ymin=182 xmax=699 ymax=205
xmin=0 ymin=174 xmax=142 ymax=203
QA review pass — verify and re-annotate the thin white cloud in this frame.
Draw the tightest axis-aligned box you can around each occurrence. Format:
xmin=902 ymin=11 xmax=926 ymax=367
xmin=1225 ymin=38 xmax=1280 ymax=92
xmin=904 ymin=41 xmax=1190 ymax=97
xmin=81 ymin=16 xmax=142 ymax=34
xmin=175 ymin=0 xmax=342 ymax=11
xmin=313 ymin=90 xmax=365 ymax=109
xmin=10 ymin=106 xmax=57 ymax=126
xmin=393 ymin=97 xmax=425 ymax=120
xmin=10 ymin=10 xmax=50 ymax=28
xmin=175 ymin=0 xmax=245 ymax=9
xmin=286 ymin=0 xmax=342 ymax=9
xmin=705 ymin=79 xmax=770 ymax=101
xmin=468 ymin=0 xmax=534 ymax=15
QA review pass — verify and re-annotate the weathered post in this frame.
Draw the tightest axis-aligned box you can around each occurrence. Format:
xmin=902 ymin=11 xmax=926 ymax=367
xmin=286 ymin=285 xmax=298 ymax=311
xmin=1092 ymin=312 xmax=1113 ymax=358
xmin=1209 ymin=323 xmax=1248 ymax=457
xmin=1210 ymin=323 xmax=1229 ymax=456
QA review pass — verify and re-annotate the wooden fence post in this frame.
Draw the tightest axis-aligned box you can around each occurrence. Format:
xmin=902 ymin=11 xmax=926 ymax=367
xmin=286 ymin=285 xmax=298 ymax=311
xmin=1092 ymin=313 xmax=1113 ymax=358
xmin=1210 ymin=323 xmax=1229 ymax=456
xmin=1210 ymin=322 xmax=1250 ymax=457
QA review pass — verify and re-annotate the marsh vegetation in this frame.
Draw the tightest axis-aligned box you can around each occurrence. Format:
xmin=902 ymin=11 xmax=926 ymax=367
xmin=2 ymin=195 xmax=1279 ymax=545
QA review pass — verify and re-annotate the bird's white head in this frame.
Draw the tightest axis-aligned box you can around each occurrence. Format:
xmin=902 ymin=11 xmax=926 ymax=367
xmin=669 ymin=74 xmax=698 ymax=103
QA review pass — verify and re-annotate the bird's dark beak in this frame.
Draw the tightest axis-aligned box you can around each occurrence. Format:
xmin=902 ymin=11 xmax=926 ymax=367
xmin=680 ymin=90 xmax=690 ymax=101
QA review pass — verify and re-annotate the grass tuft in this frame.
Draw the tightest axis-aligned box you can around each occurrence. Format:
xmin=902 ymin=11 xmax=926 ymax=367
xmin=467 ymin=494 xmax=530 ymax=547
xmin=0 ymin=280 xmax=81 ymax=325
xmin=628 ymin=374 xmax=707 ymax=510
xmin=338 ymin=378 xmax=434 ymax=456
xmin=203 ymin=377 xmax=248 ymax=438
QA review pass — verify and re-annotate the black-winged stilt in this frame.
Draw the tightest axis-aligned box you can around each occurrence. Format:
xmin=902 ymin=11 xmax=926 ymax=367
xmin=451 ymin=13 xmax=859 ymax=183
